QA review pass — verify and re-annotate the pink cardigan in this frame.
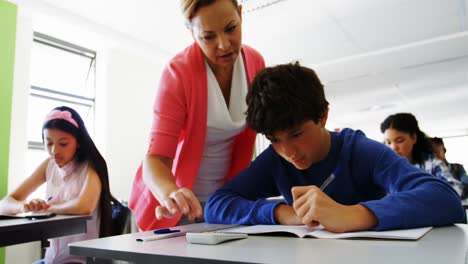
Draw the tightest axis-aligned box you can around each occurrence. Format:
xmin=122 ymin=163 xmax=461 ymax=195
xmin=129 ymin=43 xmax=265 ymax=231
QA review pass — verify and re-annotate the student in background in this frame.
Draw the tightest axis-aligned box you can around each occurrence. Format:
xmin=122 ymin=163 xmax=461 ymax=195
xmin=431 ymin=137 xmax=468 ymax=197
xmin=204 ymin=62 xmax=464 ymax=232
xmin=380 ymin=113 xmax=463 ymax=197
xmin=0 ymin=106 xmax=114 ymax=264
xmin=128 ymin=0 xmax=265 ymax=231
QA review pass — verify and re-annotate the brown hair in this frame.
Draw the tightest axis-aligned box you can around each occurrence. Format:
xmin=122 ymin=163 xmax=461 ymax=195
xmin=180 ymin=0 xmax=239 ymax=23
xmin=246 ymin=62 xmax=329 ymax=135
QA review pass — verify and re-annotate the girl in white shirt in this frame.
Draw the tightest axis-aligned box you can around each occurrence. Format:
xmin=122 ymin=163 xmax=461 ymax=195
xmin=0 ymin=106 xmax=114 ymax=264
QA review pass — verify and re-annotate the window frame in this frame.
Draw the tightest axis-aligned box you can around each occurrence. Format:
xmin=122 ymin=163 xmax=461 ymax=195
xmin=27 ymin=32 xmax=97 ymax=151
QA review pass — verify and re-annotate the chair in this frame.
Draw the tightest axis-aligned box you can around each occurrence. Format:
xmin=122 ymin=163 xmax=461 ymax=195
xmin=111 ymin=198 xmax=131 ymax=236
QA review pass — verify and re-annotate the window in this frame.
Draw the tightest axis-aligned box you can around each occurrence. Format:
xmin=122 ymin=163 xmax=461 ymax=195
xmin=26 ymin=32 xmax=96 ymax=197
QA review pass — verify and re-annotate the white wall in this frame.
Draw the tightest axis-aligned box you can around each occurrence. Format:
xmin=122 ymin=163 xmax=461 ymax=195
xmin=10 ymin=0 xmax=169 ymax=200
xmin=100 ymin=48 xmax=162 ymax=199
xmin=7 ymin=1 xmax=169 ymax=263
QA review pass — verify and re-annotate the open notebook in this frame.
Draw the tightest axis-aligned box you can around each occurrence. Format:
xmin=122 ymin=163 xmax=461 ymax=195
xmin=223 ymin=225 xmax=432 ymax=240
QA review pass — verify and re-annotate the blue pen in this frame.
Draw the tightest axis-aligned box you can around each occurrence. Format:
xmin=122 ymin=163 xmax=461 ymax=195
xmin=137 ymin=229 xmax=184 ymax=242
xmin=154 ymin=228 xmax=181 ymax=234
xmin=47 ymin=196 xmax=53 ymax=202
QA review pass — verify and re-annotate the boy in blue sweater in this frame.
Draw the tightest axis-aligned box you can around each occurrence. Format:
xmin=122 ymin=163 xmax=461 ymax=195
xmin=205 ymin=62 xmax=464 ymax=232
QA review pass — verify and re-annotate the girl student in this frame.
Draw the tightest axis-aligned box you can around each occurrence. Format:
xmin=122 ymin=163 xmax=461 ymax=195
xmin=0 ymin=106 xmax=114 ymax=264
xmin=380 ymin=112 xmax=463 ymax=197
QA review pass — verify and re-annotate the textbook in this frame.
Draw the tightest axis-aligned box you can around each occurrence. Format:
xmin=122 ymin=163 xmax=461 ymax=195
xmin=223 ymin=224 xmax=432 ymax=240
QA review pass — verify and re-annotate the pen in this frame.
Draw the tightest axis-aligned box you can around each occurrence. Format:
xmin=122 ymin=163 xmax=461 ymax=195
xmin=154 ymin=228 xmax=181 ymax=234
xmin=47 ymin=196 xmax=53 ymax=202
xmin=136 ymin=230 xmax=185 ymax=242
xmin=320 ymin=173 xmax=335 ymax=191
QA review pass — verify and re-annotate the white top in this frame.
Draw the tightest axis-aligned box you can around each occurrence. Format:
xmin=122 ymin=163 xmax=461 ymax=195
xmin=192 ymin=53 xmax=248 ymax=202
xmin=45 ymin=159 xmax=100 ymax=264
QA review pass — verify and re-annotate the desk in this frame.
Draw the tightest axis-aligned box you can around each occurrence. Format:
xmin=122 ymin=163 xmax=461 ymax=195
xmin=70 ymin=223 xmax=468 ymax=264
xmin=0 ymin=215 xmax=91 ymax=247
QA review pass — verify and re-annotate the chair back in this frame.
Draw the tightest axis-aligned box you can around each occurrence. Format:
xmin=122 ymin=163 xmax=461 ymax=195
xmin=111 ymin=198 xmax=130 ymax=236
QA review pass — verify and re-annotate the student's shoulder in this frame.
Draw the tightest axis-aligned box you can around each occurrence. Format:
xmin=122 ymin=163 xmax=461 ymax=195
xmin=248 ymin=145 xmax=293 ymax=177
xmin=83 ymin=161 xmax=97 ymax=175
xmin=255 ymin=145 xmax=279 ymax=160
xmin=252 ymin=145 xmax=285 ymax=166
xmin=337 ymin=128 xmax=373 ymax=147
xmin=338 ymin=128 xmax=382 ymax=146
xmin=41 ymin=157 xmax=52 ymax=168
xmin=337 ymin=128 xmax=392 ymax=160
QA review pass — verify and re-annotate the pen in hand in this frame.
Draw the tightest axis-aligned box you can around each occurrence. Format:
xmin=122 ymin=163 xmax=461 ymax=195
xmin=320 ymin=173 xmax=335 ymax=191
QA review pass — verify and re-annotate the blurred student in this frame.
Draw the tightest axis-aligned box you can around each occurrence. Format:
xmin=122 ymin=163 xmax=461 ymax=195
xmin=204 ymin=62 xmax=464 ymax=232
xmin=128 ymin=0 xmax=265 ymax=231
xmin=0 ymin=106 xmax=114 ymax=264
xmin=431 ymin=137 xmax=468 ymax=197
xmin=380 ymin=113 xmax=463 ymax=197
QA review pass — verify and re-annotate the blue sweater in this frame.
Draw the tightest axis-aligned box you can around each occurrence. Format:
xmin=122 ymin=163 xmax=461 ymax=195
xmin=205 ymin=129 xmax=465 ymax=230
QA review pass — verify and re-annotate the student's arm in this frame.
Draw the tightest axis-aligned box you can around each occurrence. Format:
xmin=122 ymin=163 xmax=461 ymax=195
xmin=47 ymin=165 xmax=101 ymax=215
xmin=357 ymin=136 xmax=464 ymax=230
xmin=143 ymin=154 xmax=202 ymax=220
xmin=205 ymin=147 xmax=285 ymax=225
xmin=0 ymin=158 xmax=48 ymax=215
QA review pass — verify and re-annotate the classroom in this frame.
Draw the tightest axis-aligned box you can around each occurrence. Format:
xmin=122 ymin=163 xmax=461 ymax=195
xmin=1 ymin=0 xmax=468 ymax=263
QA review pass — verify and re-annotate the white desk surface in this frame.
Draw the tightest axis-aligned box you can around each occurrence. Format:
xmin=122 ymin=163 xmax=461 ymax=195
xmin=69 ymin=223 xmax=468 ymax=264
xmin=0 ymin=214 xmax=91 ymax=247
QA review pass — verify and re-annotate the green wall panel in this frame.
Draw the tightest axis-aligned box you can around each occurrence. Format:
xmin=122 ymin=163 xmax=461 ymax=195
xmin=0 ymin=0 xmax=17 ymax=263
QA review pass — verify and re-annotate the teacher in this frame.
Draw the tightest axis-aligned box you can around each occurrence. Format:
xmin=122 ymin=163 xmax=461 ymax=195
xmin=129 ymin=0 xmax=265 ymax=230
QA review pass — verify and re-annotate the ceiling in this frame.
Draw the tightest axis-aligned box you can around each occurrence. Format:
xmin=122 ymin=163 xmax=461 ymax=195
xmin=14 ymin=0 xmax=468 ymax=139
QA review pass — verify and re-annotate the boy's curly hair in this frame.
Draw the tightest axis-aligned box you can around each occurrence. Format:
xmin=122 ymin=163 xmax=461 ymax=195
xmin=246 ymin=62 xmax=329 ymax=135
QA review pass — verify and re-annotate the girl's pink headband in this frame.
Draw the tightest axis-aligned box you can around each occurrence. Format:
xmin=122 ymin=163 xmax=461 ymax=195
xmin=44 ymin=110 xmax=79 ymax=128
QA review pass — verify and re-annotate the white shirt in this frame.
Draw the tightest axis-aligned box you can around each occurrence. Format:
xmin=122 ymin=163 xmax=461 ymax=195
xmin=192 ymin=53 xmax=248 ymax=202
xmin=45 ymin=159 xmax=99 ymax=264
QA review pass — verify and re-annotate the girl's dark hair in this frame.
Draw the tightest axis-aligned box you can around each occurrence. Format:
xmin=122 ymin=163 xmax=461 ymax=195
xmin=380 ymin=113 xmax=433 ymax=165
xmin=42 ymin=106 xmax=114 ymax=237
xmin=246 ymin=62 xmax=329 ymax=135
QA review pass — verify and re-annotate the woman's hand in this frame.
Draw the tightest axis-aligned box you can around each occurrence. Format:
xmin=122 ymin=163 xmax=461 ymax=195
xmin=155 ymin=187 xmax=203 ymax=221
xmin=292 ymin=185 xmax=378 ymax=233
xmin=22 ymin=198 xmax=50 ymax=212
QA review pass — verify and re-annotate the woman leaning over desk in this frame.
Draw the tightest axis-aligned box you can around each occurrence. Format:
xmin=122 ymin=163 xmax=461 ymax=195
xmin=128 ymin=0 xmax=265 ymax=231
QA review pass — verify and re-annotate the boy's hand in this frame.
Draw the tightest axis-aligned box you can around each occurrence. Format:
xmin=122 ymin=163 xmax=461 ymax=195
xmin=23 ymin=198 xmax=50 ymax=212
xmin=292 ymin=185 xmax=378 ymax=233
xmin=273 ymin=204 xmax=302 ymax=225
xmin=155 ymin=187 xmax=202 ymax=221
